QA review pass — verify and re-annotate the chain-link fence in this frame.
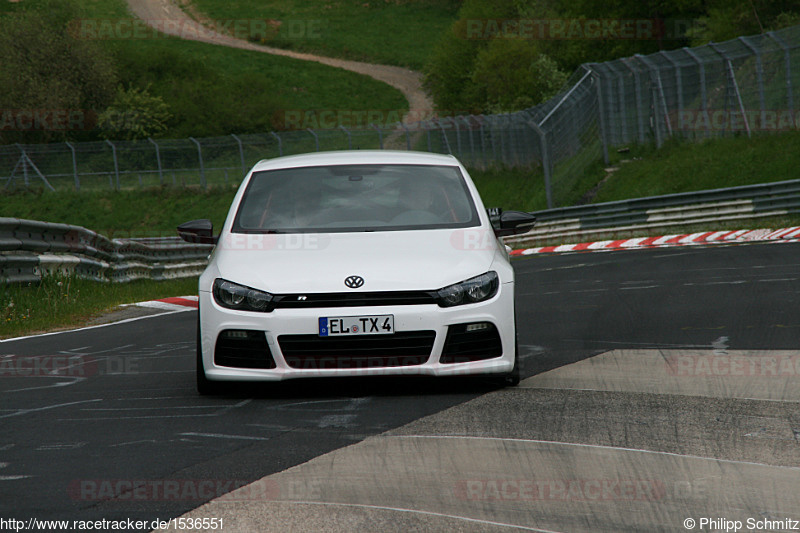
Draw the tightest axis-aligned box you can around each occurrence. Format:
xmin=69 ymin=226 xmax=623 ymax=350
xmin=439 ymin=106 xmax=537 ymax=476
xmin=3 ymin=25 xmax=799 ymax=208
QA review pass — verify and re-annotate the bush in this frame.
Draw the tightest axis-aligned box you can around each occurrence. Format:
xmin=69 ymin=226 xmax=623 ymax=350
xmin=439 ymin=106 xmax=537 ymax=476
xmin=99 ymin=85 xmax=172 ymax=140
xmin=0 ymin=0 xmax=118 ymax=143
xmin=471 ymin=39 xmax=567 ymax=113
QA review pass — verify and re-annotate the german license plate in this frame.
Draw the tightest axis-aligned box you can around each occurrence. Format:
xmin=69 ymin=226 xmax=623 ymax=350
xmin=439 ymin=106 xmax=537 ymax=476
xmin=319 ymin=315 xmax=394 ymax=336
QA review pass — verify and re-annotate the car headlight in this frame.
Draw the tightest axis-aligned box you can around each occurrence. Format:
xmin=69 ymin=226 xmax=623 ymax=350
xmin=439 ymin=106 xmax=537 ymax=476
xmin=213 ymin=279 xmax=273 ymax=312
xmin=436 ymin=271 xmax=499 ymax=307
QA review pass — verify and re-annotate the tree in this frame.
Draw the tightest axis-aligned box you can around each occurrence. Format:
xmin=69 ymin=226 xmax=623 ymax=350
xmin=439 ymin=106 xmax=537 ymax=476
xmin=0 ymin=0 xmax=118 ymax=143
xmin=686 ymin=0 xmax=800 ymax=45
xmin=471 ymin=39 xmax=568 ymax=112
xmin=98 ymin=85 xmax=173 ymax=140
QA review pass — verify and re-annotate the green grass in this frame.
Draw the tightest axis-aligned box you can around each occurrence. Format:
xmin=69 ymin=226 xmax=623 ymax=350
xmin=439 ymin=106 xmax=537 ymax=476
xmin=107 ymin=37 xmax=408 ymax=137
xmin=594 ymin=132 xmax=800 ymax=203
xmin=0 ymin=275 xmax=198 ymax=339
xmin=0 ymin=186 xmax=238 ymax=238
xmin=2 ymin=0 xmax=409 ymax=139
xmin=0 ymin=168 xmax=544 ymax=235
xmin=185 ymin=0 xmax=460 ymax=69
xmin=468 ymin=167 xmax=547 ymax=212
xmin=6 ymin=132 xmax=800 ymax=234
xmin=6 ymin=130 xmax=800 ymax=338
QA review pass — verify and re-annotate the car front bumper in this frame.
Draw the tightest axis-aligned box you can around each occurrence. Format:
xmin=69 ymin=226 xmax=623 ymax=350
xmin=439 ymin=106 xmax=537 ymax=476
xmin=198 ymin=282 xmax=516 ymax=381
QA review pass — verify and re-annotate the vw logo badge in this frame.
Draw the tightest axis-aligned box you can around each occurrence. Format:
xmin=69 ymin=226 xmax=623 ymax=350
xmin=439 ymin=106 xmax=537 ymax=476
xmin=344 ymin=275 xmax=365 ymax=289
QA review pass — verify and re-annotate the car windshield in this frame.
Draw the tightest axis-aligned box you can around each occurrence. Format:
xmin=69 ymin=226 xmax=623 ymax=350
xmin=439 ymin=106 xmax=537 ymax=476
xmin=232 ymin=163 xmax=480 ymax=233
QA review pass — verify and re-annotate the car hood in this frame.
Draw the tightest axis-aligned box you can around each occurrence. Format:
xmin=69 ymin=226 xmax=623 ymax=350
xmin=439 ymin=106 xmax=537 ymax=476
xmin=212 ymin=229 xmax=499 ymax=293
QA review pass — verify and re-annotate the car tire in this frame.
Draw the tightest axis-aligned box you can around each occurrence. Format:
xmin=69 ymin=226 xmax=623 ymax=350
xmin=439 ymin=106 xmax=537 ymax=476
xmin=502 ymin=337 xmax=521 ymax=386
xmin=196 ymin=313 xmax=220 ymax=396
xmin=482 ymin=336 xmax=520 ymax=388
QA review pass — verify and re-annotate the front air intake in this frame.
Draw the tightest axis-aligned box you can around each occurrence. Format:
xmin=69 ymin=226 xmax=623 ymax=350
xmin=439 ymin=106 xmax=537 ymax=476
xmin=440 ymin=322 xmax=503 ymax=363
xmin=214 ymin=329 xmax=276 ymax=369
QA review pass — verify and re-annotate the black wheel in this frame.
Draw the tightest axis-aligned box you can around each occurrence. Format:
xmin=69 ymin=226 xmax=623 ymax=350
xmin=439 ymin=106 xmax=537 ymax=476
xmin=482 ymin=336 xmax=520 ymax=388
xmin=501 ymin=337 xmax=521 ymax=387
xmin=196 ymin=313 xmax=220 ymax=396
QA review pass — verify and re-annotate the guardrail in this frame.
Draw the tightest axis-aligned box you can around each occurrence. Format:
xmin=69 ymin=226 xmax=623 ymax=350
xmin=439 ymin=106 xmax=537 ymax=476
xmin=508 ymin=178 xmax=800 ymax=245
xmin=0 ymin=218 xmax=212 ymax=284
xmin=3 ymin=177 xmax=800 ymax=283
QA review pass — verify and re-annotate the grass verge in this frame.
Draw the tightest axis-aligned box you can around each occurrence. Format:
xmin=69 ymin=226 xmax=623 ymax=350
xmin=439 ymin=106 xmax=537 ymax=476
xmin=0 ymin=168 xmax=544 ymax=236
xmin=594 ymin=132 xmax=800 ymax=203
xmin=6 ymin=130 xmax=800 ymax=337
xmin=185 ymin=0 xmax=460 ymax=69
xmin=0 ymin=186 xmax=238 ymax=238
xmin=0 ymin=275 xmax=198 ymax=339
xmin=2 ymin=0 xmax=409 ymax=139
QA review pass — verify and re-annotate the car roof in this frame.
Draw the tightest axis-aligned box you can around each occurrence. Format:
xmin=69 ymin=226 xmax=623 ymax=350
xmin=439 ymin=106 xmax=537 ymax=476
xmin=250 ymin=150 xmax=460 ymax=172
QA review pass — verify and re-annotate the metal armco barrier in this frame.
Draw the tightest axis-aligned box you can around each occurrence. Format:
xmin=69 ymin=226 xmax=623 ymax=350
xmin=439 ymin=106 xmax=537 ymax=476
xmin=0 ymin=218 xmax=212 ymax=284
xmin=508 ymin=178 xmax=800 ymax=245
xmin=3 ymin=176 xmax=799 ymax=283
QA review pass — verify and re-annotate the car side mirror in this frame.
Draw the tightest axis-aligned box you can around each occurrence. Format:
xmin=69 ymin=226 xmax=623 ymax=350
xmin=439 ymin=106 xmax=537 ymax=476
xmin=177 ymin=219 xmax=218 ymax=244
xmin=492 ymin=210 xmax=536 ymax=237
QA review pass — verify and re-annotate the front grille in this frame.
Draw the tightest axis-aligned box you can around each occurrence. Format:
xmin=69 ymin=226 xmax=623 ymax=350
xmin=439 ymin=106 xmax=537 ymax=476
xmin=278 ymin=330 xmax=436 ymax=369
xmin=271 ymin=291 xmax=438 ymax=310
xmin=214 ymin=330 xmax=276 ymax=369
xmin=440 ymin=322 xmax=503 ymax=363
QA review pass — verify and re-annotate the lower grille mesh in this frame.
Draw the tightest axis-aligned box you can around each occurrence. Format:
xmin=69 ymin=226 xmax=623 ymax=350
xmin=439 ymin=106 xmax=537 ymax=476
xmin=214 ymin=330 xmax=276 ymax=369
xmin=440 ymin=323 xmax=503 ymax=363
xmin=278 ymin=330 xmax=436 ymax=369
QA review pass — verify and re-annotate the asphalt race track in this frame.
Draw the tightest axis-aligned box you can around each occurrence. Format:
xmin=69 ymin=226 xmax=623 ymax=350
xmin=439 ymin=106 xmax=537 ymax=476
xmin=1 ymin=242 xmax=798 ymax=532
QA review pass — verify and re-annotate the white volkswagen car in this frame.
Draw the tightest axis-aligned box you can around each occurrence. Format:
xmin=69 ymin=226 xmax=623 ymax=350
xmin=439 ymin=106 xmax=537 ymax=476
xmin=178 ymin=150 xmax=535 ymax=394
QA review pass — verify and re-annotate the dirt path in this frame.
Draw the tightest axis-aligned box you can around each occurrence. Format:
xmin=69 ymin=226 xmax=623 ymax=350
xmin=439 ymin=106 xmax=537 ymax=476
xmin=124 ymin=0 xmax=434 ymax=128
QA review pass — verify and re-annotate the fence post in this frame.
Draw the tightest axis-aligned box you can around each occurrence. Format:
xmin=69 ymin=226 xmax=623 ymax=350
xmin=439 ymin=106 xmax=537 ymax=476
xmin=307 ymin=129 xmax=319 ymax=151
xmin=65 ymin=141 xmax=79 ymax=191
xmin=339 ymin=125 xmax=352 ymax=150
xmin=451 ymin=117 xmax=462 ymax=155
xmin=231 ymin=134 xmax=246 ymax=177
xmin=622 ymin=59 xmax=646 ymax=143
xmin=509 ymin=114 xmax=521 ymax=166
xmin=436 ymin=119 xmax=452 ymax=154
xmin=605 ymin=62 xmax=629 ymax=143
xmin=588 ymin=65 xmax=611 ymax=164
xmin=370 ymin=124 xmax=383 ymax=149
xmin=400 ymin=122 xmax=411 ymax=150
xmin=105 ymin=139 xmax=120 ymax=190
xmin=539 ymin=69 xmax=592 ymax=127
xmin=636 ymin=54 xmax=673 ymax=142
xmin=475 ymin=115 xmax=488 ymax=168
xmin=270 ymin=131 xmax=283 ymax=156
xmin=738 ymin=36 xmax=766 ymax=129
xmin=659 ymin=51 xmax=684 ymax=134
xmin=147 ymin=138 xmax=163 ymax=185
xmin=708 ymin=43 xmax=751 ymax=138
xmin=766 ymin=31 xmax=794 ymax=113
xmin=683 ymin=47 xmax=709 ymax=138
xmin=425 ymin=121 xmax=433 ymax=152
xmin=498 ymin=115 xmax=509 ymax=166
xmin=189 ymin=137 xmax=206 ymax=188
xmin=487 ymin=115 xmax=498 ymax=163
xmin=462 ymin=116 xmax=475 ymax=165
xmin=15 ymin=144 xmax=29 ymax=188
xmin=528 ymin=119 xmax=553 ymax=209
